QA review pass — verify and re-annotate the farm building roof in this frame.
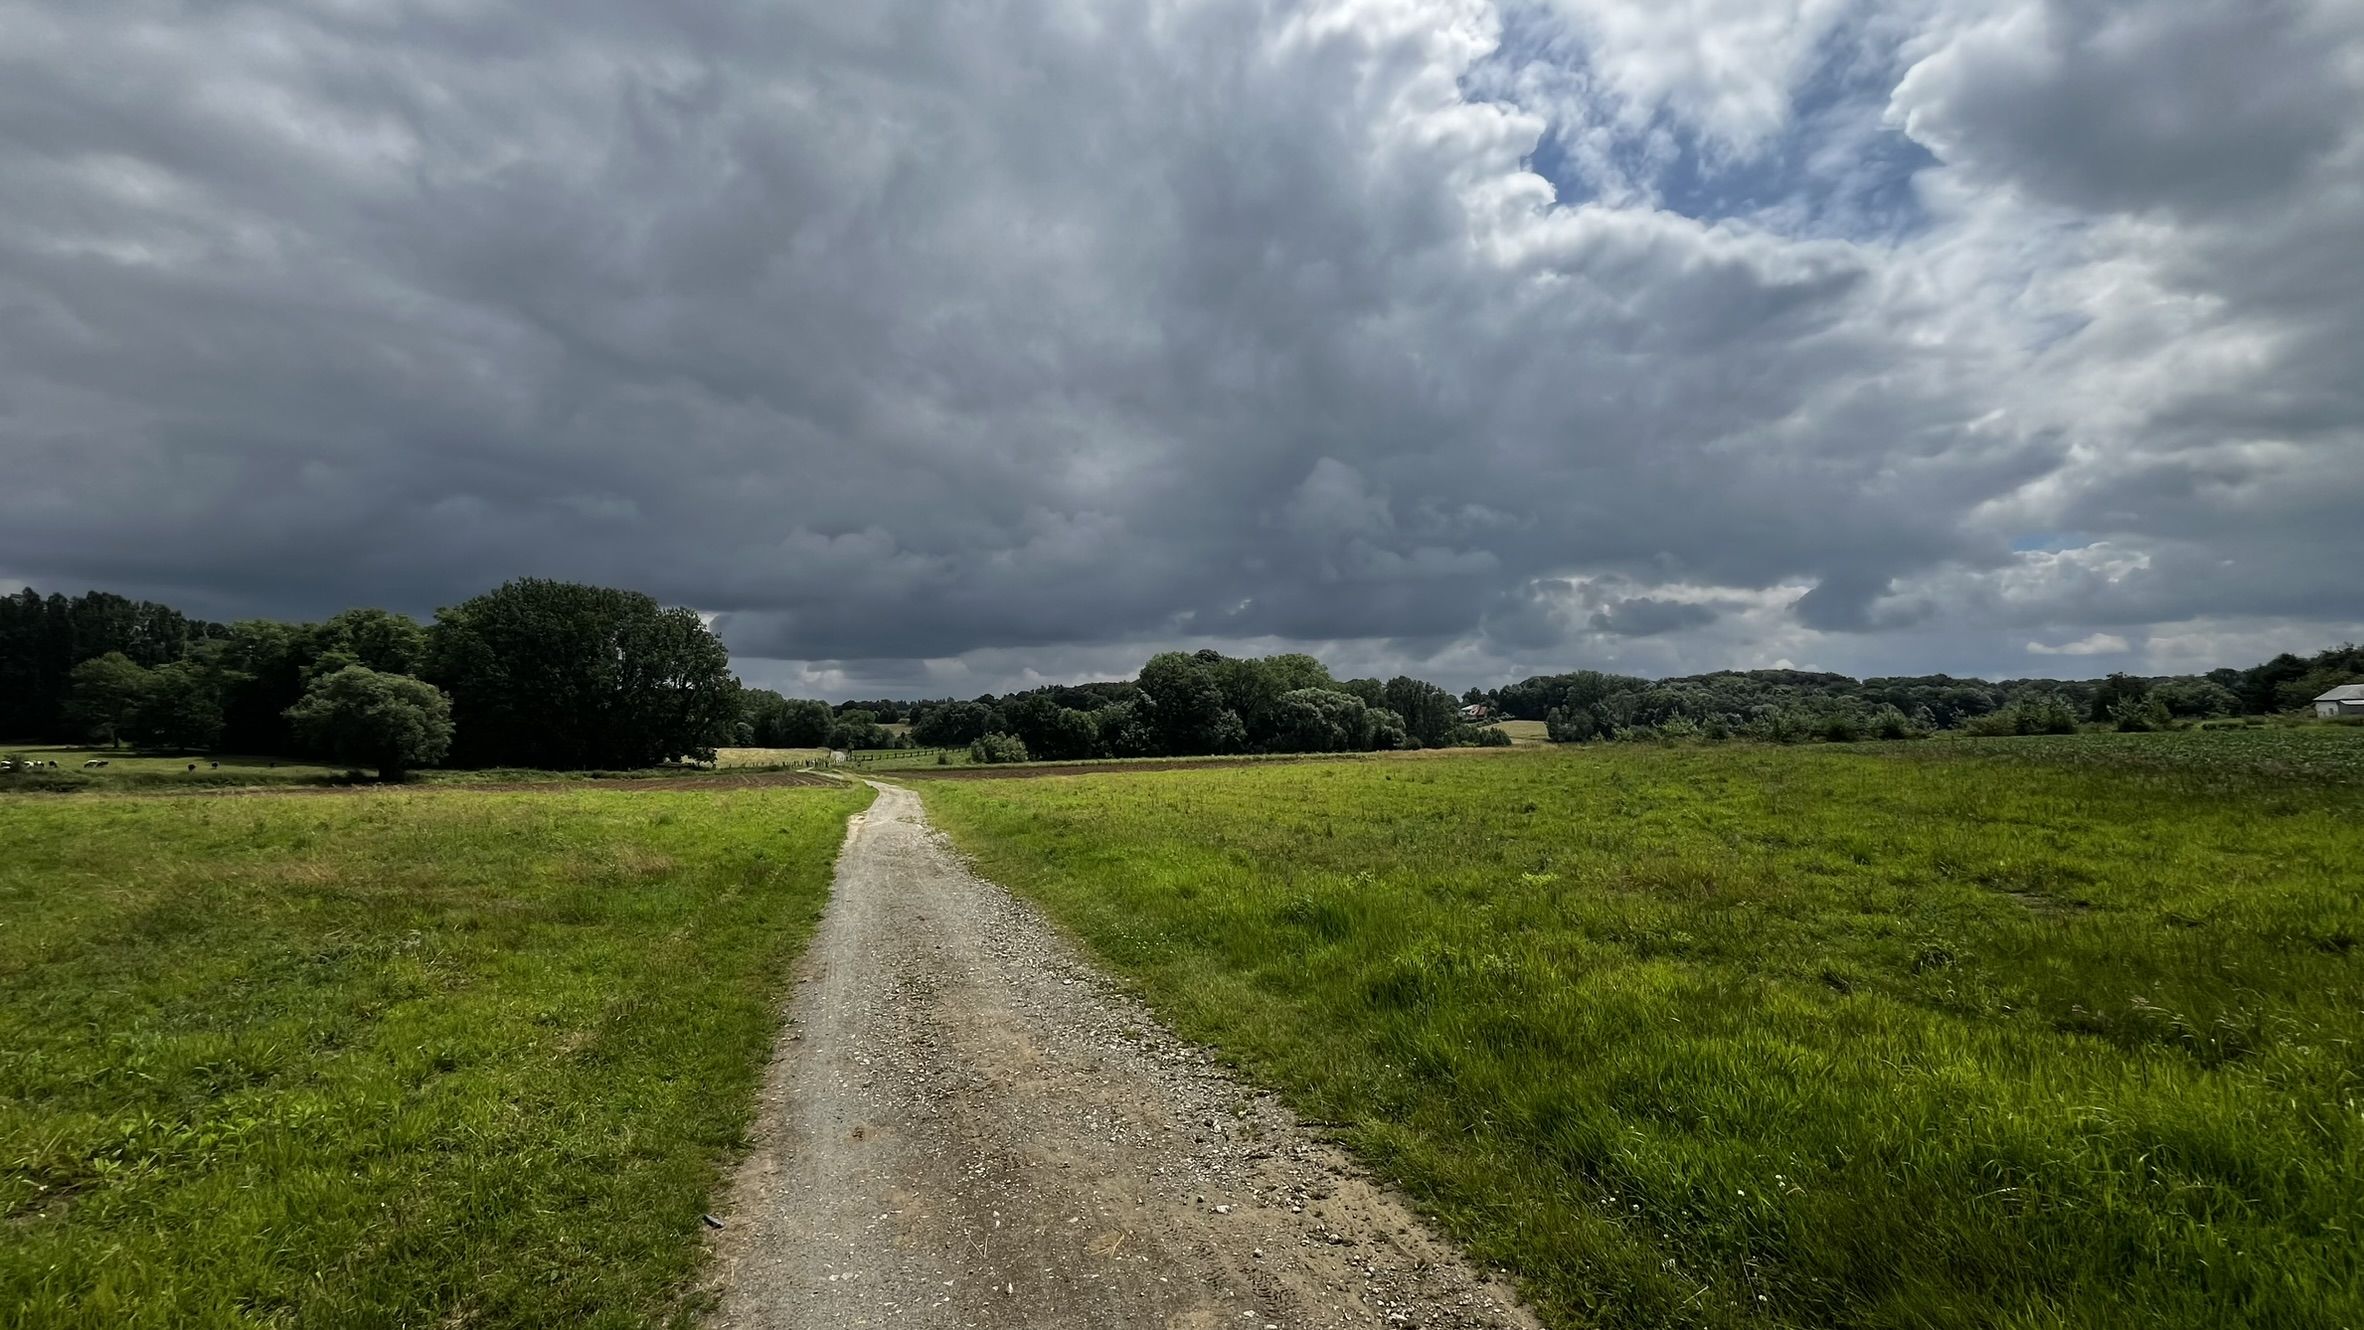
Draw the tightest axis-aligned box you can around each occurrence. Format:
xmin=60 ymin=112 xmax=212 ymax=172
xmin=2314 ymin=684 xmax=2364 ymax=702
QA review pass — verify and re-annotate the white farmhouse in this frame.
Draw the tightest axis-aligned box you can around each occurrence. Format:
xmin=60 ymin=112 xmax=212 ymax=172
xmin=2313 ymin=684 xmax=2364 ymax=717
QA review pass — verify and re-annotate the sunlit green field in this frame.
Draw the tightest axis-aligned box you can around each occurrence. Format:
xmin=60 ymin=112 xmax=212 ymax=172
xmin=0 ymin=783 xmax=869 ymax=1328
xmin=1488 ymin=718 xmax=1550 ymax=745
xmin=717 ymin=744 xmax=967 ymax=771
xmin=0 ymin=745 xmax=848 ymax=792
xmin=0 ymin=745 xmax=350 ymax=791
xmin=920 ymin=732 xmax=2364 ymax=1330
xmin=714 ymin=745 xmax=831 ymax=767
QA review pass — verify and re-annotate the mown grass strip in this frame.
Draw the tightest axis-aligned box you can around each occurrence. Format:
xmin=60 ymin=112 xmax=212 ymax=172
xmin=920 ymin=735 xmax=2364 ymax=1329
xmin=0 ymin=783 xmax=870 ymax=1329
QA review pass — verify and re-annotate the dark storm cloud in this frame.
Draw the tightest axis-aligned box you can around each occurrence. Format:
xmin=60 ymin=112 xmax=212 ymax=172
xmin=2 ymin=0 xmax=2361 ymax=692
xmin=1588 ymin=597 xmax=1717 ymax=639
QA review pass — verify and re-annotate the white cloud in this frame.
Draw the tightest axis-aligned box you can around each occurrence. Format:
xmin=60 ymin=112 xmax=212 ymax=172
xmin=2026 ymin=632 xmax=2130 ymax=657
xmin=1499 ymin=0 xmax=1860 ymax=153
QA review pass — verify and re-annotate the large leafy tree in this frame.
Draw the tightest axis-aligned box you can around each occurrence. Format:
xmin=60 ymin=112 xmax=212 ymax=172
xmin=1137 ymin=651 xmax=1245 ymax=756
xmin=1381 ymin=675 xmax=1461 ymax=748
xmin=63 ymin=652 xmax=154 ymax=747
xmin=425 ymin=579 xmax=740 ymax=769
xmin=284 ymin=665 xmax=454 ymax=779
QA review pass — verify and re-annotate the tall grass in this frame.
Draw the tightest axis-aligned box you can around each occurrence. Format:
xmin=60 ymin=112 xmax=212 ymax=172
xmin=920 ymin=736 xmax=2364 ymax=1329
xmin=0 ymin=783 xmax=869 ymax=1328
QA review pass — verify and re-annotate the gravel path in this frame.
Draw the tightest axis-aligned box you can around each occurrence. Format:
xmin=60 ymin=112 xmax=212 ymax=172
xmin=704 ymin=781 xmax=1541 ymax=1330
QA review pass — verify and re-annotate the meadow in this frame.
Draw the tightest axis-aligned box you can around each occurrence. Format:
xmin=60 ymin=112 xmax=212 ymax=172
xmin=0 ymin=746 xmax=354 ymax=792
xmin=0 ymin=782 xmax=870 ymax=1328
xmin=919 ymin=731 xmax=2364 ymax=1329
xmin=0 ymin=744 xmax=846 ymax=793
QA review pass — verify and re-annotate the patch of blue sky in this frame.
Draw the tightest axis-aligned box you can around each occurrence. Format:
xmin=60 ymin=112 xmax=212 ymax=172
xmin=1477 ymin=7 xmax=1937 ymax=241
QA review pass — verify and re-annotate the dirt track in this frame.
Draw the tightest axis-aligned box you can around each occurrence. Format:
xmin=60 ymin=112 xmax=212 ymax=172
xmin=704 ymin=781 xmax=1540 ymax=1330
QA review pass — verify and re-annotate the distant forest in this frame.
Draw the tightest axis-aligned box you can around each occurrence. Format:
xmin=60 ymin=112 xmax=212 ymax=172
xmin=1468 ymin=648 xmax=2363 ymax=744
xmin=763 ymin=643 xmax=2364 ymax=757
xmin=5 ymin=583 xmax=2359 ymax=770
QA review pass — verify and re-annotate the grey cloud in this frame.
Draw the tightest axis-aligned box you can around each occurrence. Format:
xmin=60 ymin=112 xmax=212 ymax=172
xmin=1588 ymin=597 xmax=1718 ymax=638
xmin=0 ymin=0 xmax=2359 ymax=689
xmin=1891 ymin=0 xmax=2353 ymax=221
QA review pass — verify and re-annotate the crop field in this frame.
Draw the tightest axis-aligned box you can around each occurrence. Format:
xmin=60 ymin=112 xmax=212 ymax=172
xmin=919 ymin=731 xmax=2364 ymax=1329
xmin=714 ymin=745 xmax=832 ymax=767
xmin=0 ymin=782 xmax=870 ymax=1328
xmin=716 ymin=744 xmax=971 ymax=771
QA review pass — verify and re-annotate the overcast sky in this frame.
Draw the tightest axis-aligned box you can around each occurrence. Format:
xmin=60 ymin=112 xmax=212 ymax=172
xmin=3 ymin=0 xmax=2360 ymax=696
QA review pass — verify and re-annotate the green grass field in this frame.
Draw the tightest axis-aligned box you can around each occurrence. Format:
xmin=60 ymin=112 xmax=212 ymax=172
xmin=0 ymin=782 xmax=870 ymax=1328
xmin=0 ymin=746 xmax=353 ymax=791
xmin=1489 ymin=718 xmax=1550 ymax=745
xmin=0 ymin=744 xmax=848 ymax=793
xmin=919 ymin=731 xmax=2364 ymax=1329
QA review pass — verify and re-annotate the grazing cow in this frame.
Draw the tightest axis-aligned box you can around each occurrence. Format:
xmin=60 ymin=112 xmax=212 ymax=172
xmin=210 ymin=761 xmax=219 ymax=769
xmin=84 ymin=759 xmax=102 ymax=768
xmin=186 ymin=763 xmax=197 ymax=772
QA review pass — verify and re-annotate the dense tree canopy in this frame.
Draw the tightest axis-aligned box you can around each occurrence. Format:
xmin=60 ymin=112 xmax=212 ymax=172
xmin=138 ymin=661 xmax=228 ymax=751
xmin=1471 ymin=653 xmax=2364 ymax=746
xmin=909 ymin=700 xmax=995 ymax=748
xmin=311 ymin=608 xmax=429 ymax=678
xmin=741 ymin=690 xmax=834 ymax=747
xmin=62 ymin=653 xmax=153 ymax=748
xmin=6 ymin=581 xmax=2359 ymax=769
xmin=0 ymin=590 xmax=224 ymax=741
xmin=1270 ymin=687 xmax=1394 ymax=753
xmin=1381 ymin=676 xmax=1462 ymax=749
xmin=426 ymin=579 xmax=739 ymax=769
xmin=1137 ymin=652 xmax=1247 ymax=756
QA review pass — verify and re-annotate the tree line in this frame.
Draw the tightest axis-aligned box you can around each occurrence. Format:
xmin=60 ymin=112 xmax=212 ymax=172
xmin=739 ymin=650 xmax=1512 ymax=763
xmin=1468 ymin=644 xmax=2364 ymax=745
xmin=10 ymin=579 xmax=2357 ymax=772
xmin=1 ymin=581 xmax=739 ymax=776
